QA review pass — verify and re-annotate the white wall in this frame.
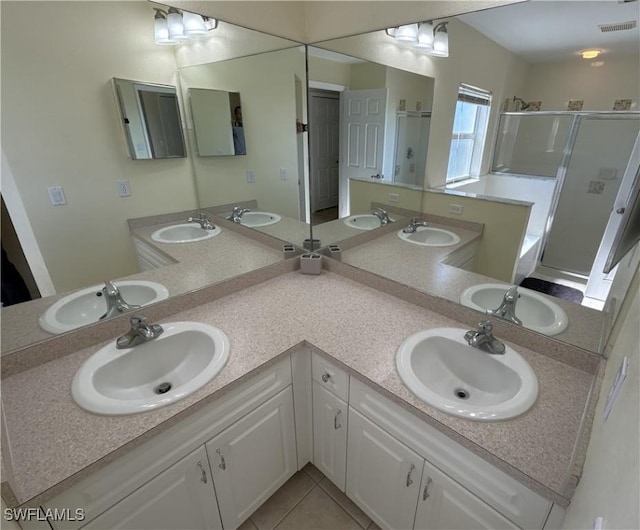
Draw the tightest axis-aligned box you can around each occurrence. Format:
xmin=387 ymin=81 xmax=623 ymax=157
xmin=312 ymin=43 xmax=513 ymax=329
xmin=1 ymin=2 xmax=199 ymax=293
xmin=522 ymin=54 xmax=640 ymax=111
xmin=562 ymin=267 xmax=639 ymax=530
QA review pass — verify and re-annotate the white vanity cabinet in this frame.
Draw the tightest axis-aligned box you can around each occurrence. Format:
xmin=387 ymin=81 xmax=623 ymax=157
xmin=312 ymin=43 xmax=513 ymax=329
xmin=83 ymin=446 xmax=222 ymax=530
xmin=311 ymin=353 xmax=349 ymax=491
xmin=414 ymin=459 xmax=519 ymax=530
xmin=346 ymin=408 xmax=424 ymax=529
xmin=132 ymin=237 xmax=175 ymax=271
xmin=206 ymin=388 xmax=297 ymax=529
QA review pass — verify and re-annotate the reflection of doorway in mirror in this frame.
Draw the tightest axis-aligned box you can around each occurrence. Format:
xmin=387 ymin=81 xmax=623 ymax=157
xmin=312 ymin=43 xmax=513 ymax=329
xmin=309 ymin=89 xmax=340 ymax=223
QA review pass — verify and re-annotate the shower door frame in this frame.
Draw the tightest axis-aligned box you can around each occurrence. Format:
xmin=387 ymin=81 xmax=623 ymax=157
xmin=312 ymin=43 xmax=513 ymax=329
xmin=492 ymin=110 xmax=640 ymax=281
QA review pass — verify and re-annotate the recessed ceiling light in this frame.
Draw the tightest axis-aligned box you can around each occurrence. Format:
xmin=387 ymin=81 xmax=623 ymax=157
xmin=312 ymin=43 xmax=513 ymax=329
xmin=581 ymin=49 xmax=603 ymax=59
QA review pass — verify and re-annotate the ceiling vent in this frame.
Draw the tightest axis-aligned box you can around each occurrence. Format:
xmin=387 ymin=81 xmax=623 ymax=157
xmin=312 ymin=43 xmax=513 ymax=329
xmin=599 ymin=20 xmax=637 ymax=32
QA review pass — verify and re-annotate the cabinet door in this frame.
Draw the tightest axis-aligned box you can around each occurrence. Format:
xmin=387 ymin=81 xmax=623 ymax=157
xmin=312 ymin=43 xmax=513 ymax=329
xmin=414 ymin=459 xmax=519 ymax=530
xmin=312 ymin=381 xmax=348 ymax=491
xmin=206 ymin=387 xmax=297 ymax=530
xmin=83 ymin=446 xmax=221 ymax=530
xmin=346 ymin=408 xmax=423 ymax=530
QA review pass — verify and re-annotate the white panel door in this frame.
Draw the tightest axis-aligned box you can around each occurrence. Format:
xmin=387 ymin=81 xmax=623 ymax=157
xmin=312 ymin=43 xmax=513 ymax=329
xmin=346 ymin=407 xmax=422 ymax=530
xmin=84 ymin=446 xmax=222 ymax=530
xmin=312 ymin=382 xmax=348 ymax=491
xmin=414 ymin=459 xmax=519 ymax=530
xmin=206 ymin=388 xmax=297 ymax=530
xmin=339 ymin=89 xmax=388 ymax=216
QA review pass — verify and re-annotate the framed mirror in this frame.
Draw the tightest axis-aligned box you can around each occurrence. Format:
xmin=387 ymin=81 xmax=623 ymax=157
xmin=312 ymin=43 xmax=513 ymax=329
xmin=113 ymin=78 xmax=187 ymax=160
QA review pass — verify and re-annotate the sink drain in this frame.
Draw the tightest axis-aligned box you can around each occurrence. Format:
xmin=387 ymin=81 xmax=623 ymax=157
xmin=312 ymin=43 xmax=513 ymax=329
xmin=454 ymin=388 xmax=470 ymax=400
xmin=154 ymin=382 xmax=172 ymax=394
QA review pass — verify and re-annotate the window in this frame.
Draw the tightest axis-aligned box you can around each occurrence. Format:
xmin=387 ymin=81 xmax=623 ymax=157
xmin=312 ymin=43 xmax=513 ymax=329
xmin=446 ymin=84 xmax=492 ymax=182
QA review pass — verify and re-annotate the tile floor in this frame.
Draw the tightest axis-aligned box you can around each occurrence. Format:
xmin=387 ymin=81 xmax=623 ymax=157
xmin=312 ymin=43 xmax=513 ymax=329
xmin=238 ymin=464 xmax=381 ymax=530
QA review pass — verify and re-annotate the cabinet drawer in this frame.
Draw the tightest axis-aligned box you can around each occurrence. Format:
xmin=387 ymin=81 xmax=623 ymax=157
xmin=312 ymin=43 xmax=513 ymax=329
xmin=312 ymin=352 xmax=349 ymax=401
xmin=349 ymin=377 xmax=551 ymax=529
xmin=45 ymin=358 xmax=292 ymax=529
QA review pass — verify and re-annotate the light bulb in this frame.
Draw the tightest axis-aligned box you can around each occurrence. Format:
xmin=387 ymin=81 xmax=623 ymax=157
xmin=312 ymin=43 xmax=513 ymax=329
xmin=167 ymin=8 xmax=188 ymax=41
xmin=183 ymin=11 xmax=208 ymax=37
xmin=430 ymin=27 xmax=449 ymax=57
xmin=154 ymin=10 xmax=177 ymax=45
xmin=415 ymin=22 xmax=434 ymax=50
xmin=395 ymin=24 xmax=418 ymax=43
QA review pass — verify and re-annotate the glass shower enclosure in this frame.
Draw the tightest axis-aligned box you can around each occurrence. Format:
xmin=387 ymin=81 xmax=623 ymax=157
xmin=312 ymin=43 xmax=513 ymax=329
xmin=492 ymin=111 xmax=640 ymax=284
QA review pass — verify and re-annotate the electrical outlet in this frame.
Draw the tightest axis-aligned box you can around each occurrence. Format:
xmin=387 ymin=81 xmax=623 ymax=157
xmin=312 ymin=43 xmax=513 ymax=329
xmin=388 ymin=193 xmax=400 ymax=203
xmin=117 ymin=179 xmax=131 ymax=197
xmin=48 ymin=186 xmax=67 ymax=206
xmin=448 ymin=203 xmax=463 ymax=215
xmin=280 ymin=168 xmax=287 ymax=181
xmin=246 ymin=170 xmax=255 ymax=183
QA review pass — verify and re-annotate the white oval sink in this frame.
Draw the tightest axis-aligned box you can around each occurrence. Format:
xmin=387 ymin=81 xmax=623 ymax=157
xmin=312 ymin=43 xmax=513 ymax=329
xmin=151 ymin=223 xmax=221 ymax=243
xmin=460 ymin=284 xmax=569 ymax=336
xmin=240 ymin=211 xmax=281 ymax=228
xmin=72 ymin=321 xmax=230 ymax=415
xmin=343 ymin=214 xmax=381 ymax=231
xmin=397 ymin=226 xmax=461 ymax=247
xmin=39 ymin=281 xmax=169 ymax=335
xmin=396 ymin=328 xmax=538 ymax=421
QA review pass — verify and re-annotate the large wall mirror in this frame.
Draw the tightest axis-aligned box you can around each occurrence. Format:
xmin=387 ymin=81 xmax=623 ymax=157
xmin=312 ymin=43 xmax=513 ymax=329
xmin=308 ymin=0 xmax=640 ymax=355
xmin=0 ymin=1 xmax=307 ymax=352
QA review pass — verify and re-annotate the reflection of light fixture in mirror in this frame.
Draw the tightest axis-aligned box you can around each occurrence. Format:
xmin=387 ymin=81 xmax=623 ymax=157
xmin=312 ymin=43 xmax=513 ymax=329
xmin=167 ymin=7 xmax=188 ymax=41
xmin=395 ymin=24 xmax=419 ymax=43
xmin=580 ymin=49 xmax=603 ymax=59
xmin=386 ymin=20 xmax=448 ymax=57
xmin=415 ymin=21 xmax=434 ymax=50
xmin=431 ymin=22 xmax=449 ymax=57
xmin=154 ymin=8 xmax=218 ymax=46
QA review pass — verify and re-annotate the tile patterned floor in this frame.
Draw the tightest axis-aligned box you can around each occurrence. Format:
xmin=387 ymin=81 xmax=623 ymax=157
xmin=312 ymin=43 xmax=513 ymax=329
xmin=238 ymin=464 xmax=381 ymax=530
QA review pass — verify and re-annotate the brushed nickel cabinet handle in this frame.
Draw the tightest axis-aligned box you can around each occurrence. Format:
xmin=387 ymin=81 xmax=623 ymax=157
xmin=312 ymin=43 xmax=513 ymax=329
xmin=334 ymin=410 xmax=342 ymax=430
xmin=406 ymin=463 xmax=416 ymax=487
xmin=216 ymin=448 xmax=226 ymax=470
xmin=321 ymin=372 xmax=331 ymax=383
xmin=197 ymin=461 xmax=208 ymax=484
xmin=423 ymin=477 xmax=433 ymax=500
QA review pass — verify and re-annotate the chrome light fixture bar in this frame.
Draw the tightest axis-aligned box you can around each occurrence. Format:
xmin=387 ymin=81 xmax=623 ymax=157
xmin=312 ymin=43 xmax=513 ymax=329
xmin=386 ymin=21 xmax=448 ymax=57
xmin=154 ymin=8 xmax=218 ymax=46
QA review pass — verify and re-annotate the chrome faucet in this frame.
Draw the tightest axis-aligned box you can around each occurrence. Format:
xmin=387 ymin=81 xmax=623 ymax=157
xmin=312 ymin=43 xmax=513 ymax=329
xmin=187 ymin=212 xmax=215 ymax=230
xmin=371 ymin=208 xmax=391 ymax=225
xmin=486 ymin=286 xmax=523 ymax=326
xmin=99 ymin=281 xmax=141 ymax=320
xmin=228 ymin=206 xmax=250 ymax=223
xmin=116 ymin=315 xmax=164 ymax=349
xmin=464 ymin=320 xmax=505 ymax=355
xmin=402 ymin=217 xmax=428 ymax=233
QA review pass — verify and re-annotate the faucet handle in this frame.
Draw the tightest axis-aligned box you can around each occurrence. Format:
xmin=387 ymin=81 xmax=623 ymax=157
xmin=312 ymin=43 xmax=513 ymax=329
xmin=103 ymin=280 xmax=119 ymax=296
xmin=477 ymin=320 xmax=494 ymax=334
xmin=129 ymin=315 xmax=147 ymax=328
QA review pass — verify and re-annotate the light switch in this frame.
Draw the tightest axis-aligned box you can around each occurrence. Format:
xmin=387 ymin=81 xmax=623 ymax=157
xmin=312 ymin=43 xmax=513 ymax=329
xmin=247 ymin=170 xmax=255 ymax=183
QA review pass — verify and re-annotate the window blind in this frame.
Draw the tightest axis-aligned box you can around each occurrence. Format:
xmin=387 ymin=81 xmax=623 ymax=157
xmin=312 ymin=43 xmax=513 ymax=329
xmin=457 ymin=84 xmax=492 ymax=106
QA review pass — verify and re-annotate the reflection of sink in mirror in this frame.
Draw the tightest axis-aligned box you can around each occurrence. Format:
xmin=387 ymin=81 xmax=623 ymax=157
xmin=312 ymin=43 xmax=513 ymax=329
xmin=396 ymin=327 xmax=538 ymax=421
xmin=151 ymin=224 xmax=222 ymax=244
xmin=39 ymin=281 xmax=169 ymax=335
xmin=397 ymin=227 xmax=461 ymax=247
xmin=72 ymin=321 xmax=230 ymax=415
xmin=343 ymin=214 xmax=381 ymax=231
xmin=240 ymin=212 xmax=282 ymax=228
xmin=460 ymin=284 xmax=569 ymax=336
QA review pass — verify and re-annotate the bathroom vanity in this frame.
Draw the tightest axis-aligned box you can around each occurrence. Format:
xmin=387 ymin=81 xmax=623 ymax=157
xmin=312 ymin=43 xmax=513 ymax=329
xmin=1 ymin=263 xmax=601 ymax=530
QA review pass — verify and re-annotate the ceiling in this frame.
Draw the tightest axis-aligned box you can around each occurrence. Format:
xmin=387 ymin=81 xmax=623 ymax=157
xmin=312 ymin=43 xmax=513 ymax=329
xmin=458 ymin=0 xmax=640 ymax=63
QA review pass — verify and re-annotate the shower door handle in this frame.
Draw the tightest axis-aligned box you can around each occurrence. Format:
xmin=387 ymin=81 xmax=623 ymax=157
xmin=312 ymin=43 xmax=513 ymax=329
xmin=616 ymin=207 xmax=626 ymax=214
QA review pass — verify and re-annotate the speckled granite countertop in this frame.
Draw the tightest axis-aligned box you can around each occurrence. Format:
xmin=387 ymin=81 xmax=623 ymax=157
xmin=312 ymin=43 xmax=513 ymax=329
xmin=342 ymin=225 xmax=605 ymax=353
xmin=1 ymin=222 xmax=284 ymax=353
xmin=1 ymin=270 xmax=601 ymax=510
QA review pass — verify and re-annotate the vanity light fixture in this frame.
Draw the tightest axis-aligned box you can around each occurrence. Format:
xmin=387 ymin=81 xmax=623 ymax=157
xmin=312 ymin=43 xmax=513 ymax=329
xmin=153 ymin=8 xmax=218 ymax=46
xmin=386 ymin=21 xmax=449 ymax=57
